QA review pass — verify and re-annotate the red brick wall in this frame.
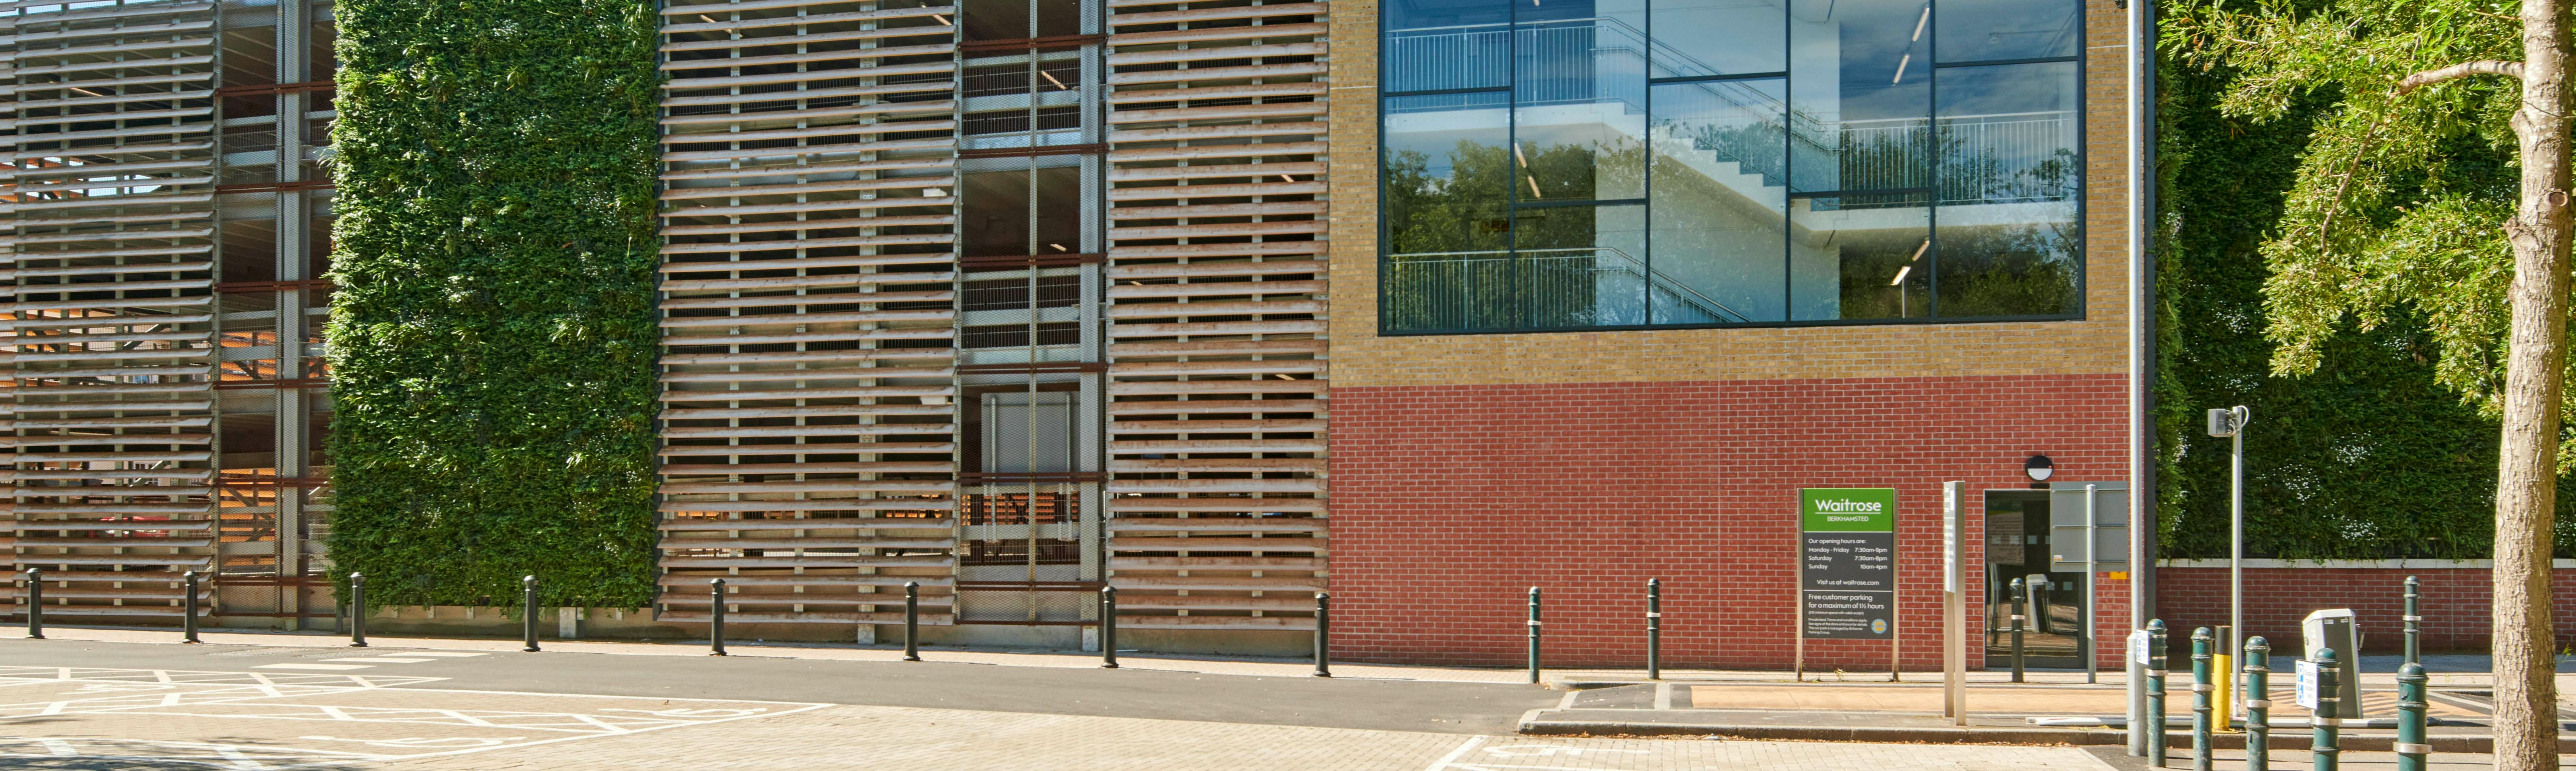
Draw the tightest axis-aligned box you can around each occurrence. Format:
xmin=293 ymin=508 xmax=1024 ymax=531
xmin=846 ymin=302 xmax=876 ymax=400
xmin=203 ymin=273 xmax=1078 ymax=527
xmin=1325 ymin=373 xmax=2131 ymax=669
xmin=2154 ymin=565 xmax=2576 ymax=654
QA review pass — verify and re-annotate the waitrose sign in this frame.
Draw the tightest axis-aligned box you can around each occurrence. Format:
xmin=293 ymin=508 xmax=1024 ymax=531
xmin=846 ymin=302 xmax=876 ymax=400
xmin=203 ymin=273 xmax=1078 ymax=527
xmin=1801 ymin=490 xmax=1894 ymax=532
xmin=1799 ymin=488 xmax=1896 ymax=640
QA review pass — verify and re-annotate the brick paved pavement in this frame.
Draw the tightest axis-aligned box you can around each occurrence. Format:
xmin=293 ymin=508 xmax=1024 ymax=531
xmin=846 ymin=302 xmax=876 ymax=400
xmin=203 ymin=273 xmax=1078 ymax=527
xmin=0 ymin=662 xmax=2125 ymax=770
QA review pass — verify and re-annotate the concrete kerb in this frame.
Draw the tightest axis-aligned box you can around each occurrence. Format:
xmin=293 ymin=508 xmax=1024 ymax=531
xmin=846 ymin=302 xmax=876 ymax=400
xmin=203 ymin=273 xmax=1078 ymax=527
xmin=1512 ymin=710 xmax=2566 ymax=754
xmin=0 ymin=624 xmax=1534 ymax=684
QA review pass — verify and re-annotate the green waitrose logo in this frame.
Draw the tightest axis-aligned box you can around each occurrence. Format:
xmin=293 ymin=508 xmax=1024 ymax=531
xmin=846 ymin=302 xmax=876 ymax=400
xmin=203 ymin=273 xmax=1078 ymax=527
xmin=1800 ymin=488 xmax=1895 ymax=532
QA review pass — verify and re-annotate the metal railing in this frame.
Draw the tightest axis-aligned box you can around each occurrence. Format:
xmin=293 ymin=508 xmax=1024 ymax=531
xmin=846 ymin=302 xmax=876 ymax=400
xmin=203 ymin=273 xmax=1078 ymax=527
xmin=1385 ymin=21 xmax=2078 ymax=206
xmin=1384 ymin=246 xmax=1748 ymax=332
xmin=1936 ymin=112 xmax=2080 ymax=205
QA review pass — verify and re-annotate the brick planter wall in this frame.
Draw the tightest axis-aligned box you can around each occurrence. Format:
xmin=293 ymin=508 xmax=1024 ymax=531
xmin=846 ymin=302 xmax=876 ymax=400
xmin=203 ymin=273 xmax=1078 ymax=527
xmin=1324 ymin=373 xmax=2131 ymax=670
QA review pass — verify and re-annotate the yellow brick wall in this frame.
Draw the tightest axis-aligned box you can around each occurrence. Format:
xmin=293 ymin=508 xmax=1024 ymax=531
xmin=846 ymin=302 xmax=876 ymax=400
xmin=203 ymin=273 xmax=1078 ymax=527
xmin=1324 ymin=0 xmax=2137 ymax=387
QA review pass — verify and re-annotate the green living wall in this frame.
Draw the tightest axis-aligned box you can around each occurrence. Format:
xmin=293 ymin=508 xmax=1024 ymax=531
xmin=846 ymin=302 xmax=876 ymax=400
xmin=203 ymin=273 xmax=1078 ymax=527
xmin=324 ymin=0 xmax=663 ymax=607
xmin=2152 ymin=0 xmax=2576 ymax=559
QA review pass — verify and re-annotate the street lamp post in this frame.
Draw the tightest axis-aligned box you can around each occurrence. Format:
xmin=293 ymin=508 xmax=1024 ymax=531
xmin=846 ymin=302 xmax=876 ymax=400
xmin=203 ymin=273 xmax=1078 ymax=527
xmin=2205 ymin=406 xmax=2250 ymax=664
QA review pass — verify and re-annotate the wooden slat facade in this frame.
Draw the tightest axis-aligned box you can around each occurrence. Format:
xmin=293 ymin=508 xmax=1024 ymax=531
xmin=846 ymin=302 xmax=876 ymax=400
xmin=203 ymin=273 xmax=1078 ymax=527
xmin=657 ymin=0 xmax=964 ymax=629
xmin=1100 ymin=0 xmax=1327 ymax=632
xmin=0 ymin=0 xmax=222 ymax=620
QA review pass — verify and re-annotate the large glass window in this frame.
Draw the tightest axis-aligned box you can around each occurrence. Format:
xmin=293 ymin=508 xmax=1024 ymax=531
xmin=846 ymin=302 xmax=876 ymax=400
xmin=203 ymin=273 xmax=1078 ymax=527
xmin=1380 ymin=0 xmax=2084 ymax=333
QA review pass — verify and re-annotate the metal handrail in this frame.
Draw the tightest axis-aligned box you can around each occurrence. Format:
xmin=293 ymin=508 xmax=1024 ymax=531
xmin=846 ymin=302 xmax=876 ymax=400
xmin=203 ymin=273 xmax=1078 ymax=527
xmin=1388 ymin=246 xmax=1750 ymax=323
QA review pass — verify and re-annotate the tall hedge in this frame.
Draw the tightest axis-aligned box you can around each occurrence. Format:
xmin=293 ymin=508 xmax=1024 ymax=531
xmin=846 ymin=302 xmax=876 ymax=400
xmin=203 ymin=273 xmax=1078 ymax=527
xmin=324 ymin=0 xmax=663 ymax=607
xmin=2153 ymin=0 xmax=2576 ymax=559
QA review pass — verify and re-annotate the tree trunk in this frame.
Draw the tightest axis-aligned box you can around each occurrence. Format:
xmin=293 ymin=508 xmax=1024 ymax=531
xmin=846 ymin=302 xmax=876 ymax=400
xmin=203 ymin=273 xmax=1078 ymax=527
xmin=2495 ymin=2 xmax=2572 ymax=769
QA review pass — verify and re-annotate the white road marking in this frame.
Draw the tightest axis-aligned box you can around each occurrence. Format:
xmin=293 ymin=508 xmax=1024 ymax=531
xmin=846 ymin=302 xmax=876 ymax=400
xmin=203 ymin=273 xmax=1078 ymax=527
xmin=322 ymin=657 xmax=435 ymax=663
xmin=1425 ymin=735 xmax=1487 ymax=771
xmin=402 ymin=652 xmax=488 ymax=658
xmin=252 ymin=664 xmax=373 ymax=671
xmin=0 ymin=665 xmax=829 ymax=765
xmin=1482 ymin=744 xmax=1651 ymax=757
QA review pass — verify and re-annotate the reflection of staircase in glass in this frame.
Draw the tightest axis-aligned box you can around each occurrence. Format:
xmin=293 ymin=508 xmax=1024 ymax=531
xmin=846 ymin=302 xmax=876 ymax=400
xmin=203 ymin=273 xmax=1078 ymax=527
xmin=1388 ymin=19 xmax=2074 ymax=206
xmin=1385 ymin=247 xmax=1749 ymax=329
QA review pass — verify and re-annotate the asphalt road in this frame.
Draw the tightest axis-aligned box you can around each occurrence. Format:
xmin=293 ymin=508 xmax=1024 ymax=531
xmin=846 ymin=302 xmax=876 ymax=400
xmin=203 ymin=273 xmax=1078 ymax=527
xmin=0 ymin=636 xmax=1556 ymax=735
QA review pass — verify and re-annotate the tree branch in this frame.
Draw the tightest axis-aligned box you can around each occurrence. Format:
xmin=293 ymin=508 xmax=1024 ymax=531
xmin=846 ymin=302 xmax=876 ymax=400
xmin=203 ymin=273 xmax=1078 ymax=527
xmin=2397 ymin=60 xmax=2526 ymax=94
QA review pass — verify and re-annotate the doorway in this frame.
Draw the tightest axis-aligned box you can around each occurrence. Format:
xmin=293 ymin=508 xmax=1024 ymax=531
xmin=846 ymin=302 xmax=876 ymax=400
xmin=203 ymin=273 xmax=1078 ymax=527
xmin=1983 ymin=489 xmax=2086 ymax=669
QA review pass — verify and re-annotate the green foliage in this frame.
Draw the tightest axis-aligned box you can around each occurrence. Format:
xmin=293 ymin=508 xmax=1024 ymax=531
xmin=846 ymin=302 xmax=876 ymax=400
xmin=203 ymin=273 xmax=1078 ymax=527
xmin=2169 ymin=0 xmax=2544 ymax=429
xmin=2156 ymin=0 xmax=2576 ymax=558
xmin=323 ymin=0 xmax=663 ymax=607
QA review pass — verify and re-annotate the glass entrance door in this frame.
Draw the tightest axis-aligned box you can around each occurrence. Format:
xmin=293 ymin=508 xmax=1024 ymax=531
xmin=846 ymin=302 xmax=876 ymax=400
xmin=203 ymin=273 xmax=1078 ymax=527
xmin=1983 ymin=489 xmax=2085 ymax=668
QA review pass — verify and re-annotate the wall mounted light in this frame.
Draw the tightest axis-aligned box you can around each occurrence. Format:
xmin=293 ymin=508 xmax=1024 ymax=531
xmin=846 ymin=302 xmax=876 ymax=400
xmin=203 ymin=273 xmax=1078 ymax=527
xmin=2024 ymin=454 xmax=2055 ymax=483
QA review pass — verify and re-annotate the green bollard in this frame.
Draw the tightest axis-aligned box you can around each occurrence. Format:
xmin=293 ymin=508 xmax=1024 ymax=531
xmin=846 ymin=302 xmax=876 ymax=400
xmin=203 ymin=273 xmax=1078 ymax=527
xmin=349 ymin=572 xmax=368 ymax=647
xmin=522 ymin=575 xmax=540 ymax=652
xmin=2192 ymin=626 xmax=2213 ymax=771
xmin=1101 ymin=586 xmax=1119 ymax=669
xmin=2244 ymin=636 xmax=2270 ymax=771
xmin=2147 ymin=619 xmax=2168 ymax=767
xmin=2009 ymin=577 xmax=2026 ymax=683
xmin=708 ymin=578 xmax=727 ymax=656
xmin=2402 ymin=576 xmax=2421 ymax=666
xmin=902 ymin=581 xmax=920 ymax=662
xmin=1314 ymin=592 xmax=1331 ymax=678
xmin=2396 ymin=662 xmax=2428 ymax=771
xmin=1645 ymin=579 xmax=1662 ymax=681
xmin=182 ymin=571 xmax=201 ymax=644
xmin=1527 ymin=587 xmax=1542 ymax=685
xmin=2313 ymin=647 xmax=2341 ymax=771
xmin=24 ymin=567 xmax=42 ymax=639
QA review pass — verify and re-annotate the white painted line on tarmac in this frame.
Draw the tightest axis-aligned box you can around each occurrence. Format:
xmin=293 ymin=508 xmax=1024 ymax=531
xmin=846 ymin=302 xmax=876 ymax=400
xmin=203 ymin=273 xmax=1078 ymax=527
xmin=401 ymin=652 xmax=488 ymax=658
xmin=251 ymin=664 xmax=372 ymax=671
xmin=1424 ymin=735 xmax=1486 ymax=771
xmin=322 ymin=658 xmax=435 ymax=663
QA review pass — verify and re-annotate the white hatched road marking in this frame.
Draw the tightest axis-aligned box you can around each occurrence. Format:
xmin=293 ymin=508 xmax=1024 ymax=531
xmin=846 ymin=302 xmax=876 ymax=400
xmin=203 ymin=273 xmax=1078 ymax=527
xmin=0 ymin=665 xmax=830 ymax=766
xmin=256 ymin=664 xmax=375 ymax=671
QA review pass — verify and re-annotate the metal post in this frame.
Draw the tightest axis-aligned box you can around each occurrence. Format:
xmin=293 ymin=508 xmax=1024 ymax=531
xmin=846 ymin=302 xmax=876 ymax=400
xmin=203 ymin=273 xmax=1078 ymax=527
xmin=2085 ymin=483 xmax=2099 ymax=686
xmin=2230 ymin=406 xmax=2246 ymax=664
xmin=2402 ymin=575 xmax=2421 ymax=666
xmin=521 ymin=575 xmax=540 ymax=652
xmin=2192 ymin=626 xmax=2213 ymax=771
xmin=2147 ymin=619 xmax=2168 ymax=767
xmin=182 ymin=571 xmax=201 ymax=644
xmin=1646 ymin=579 xmax=1662 ymax=681
xmin=708 ymin=579 xmax=727 ymax=656
xmin=2214 ymin=624 xmax=2234 ymax=734
xmin=2245 ymin=636 xmax=2272 ymax=771
xmin=349 ymin=573 xmax=368 ymax=647
xmin=1314 ymin=592 xmax=1331 ymax=678
xmin=1100 ymin=586 xmax=1118 ymax=669
xmin=24 ymin=567 xmax=41 ymax=639
xmin=2009 ymin=577 xmax=2026 ymax=683
xmin=2396 ymin=661 xmax=2428 ymax=771
xmin=1527 ymin=587 xmax=1542 ymax=685
xmin=903 ymin=581 xmax=920 ymax=661
xmin=2313 ymin=647 xmax=2340 ymax=771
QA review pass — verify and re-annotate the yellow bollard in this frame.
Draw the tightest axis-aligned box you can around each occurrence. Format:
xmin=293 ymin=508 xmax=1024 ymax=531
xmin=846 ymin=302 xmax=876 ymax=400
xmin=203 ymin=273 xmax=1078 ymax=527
xmin=2214 ymin=652 xmax=2236 ymax=732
